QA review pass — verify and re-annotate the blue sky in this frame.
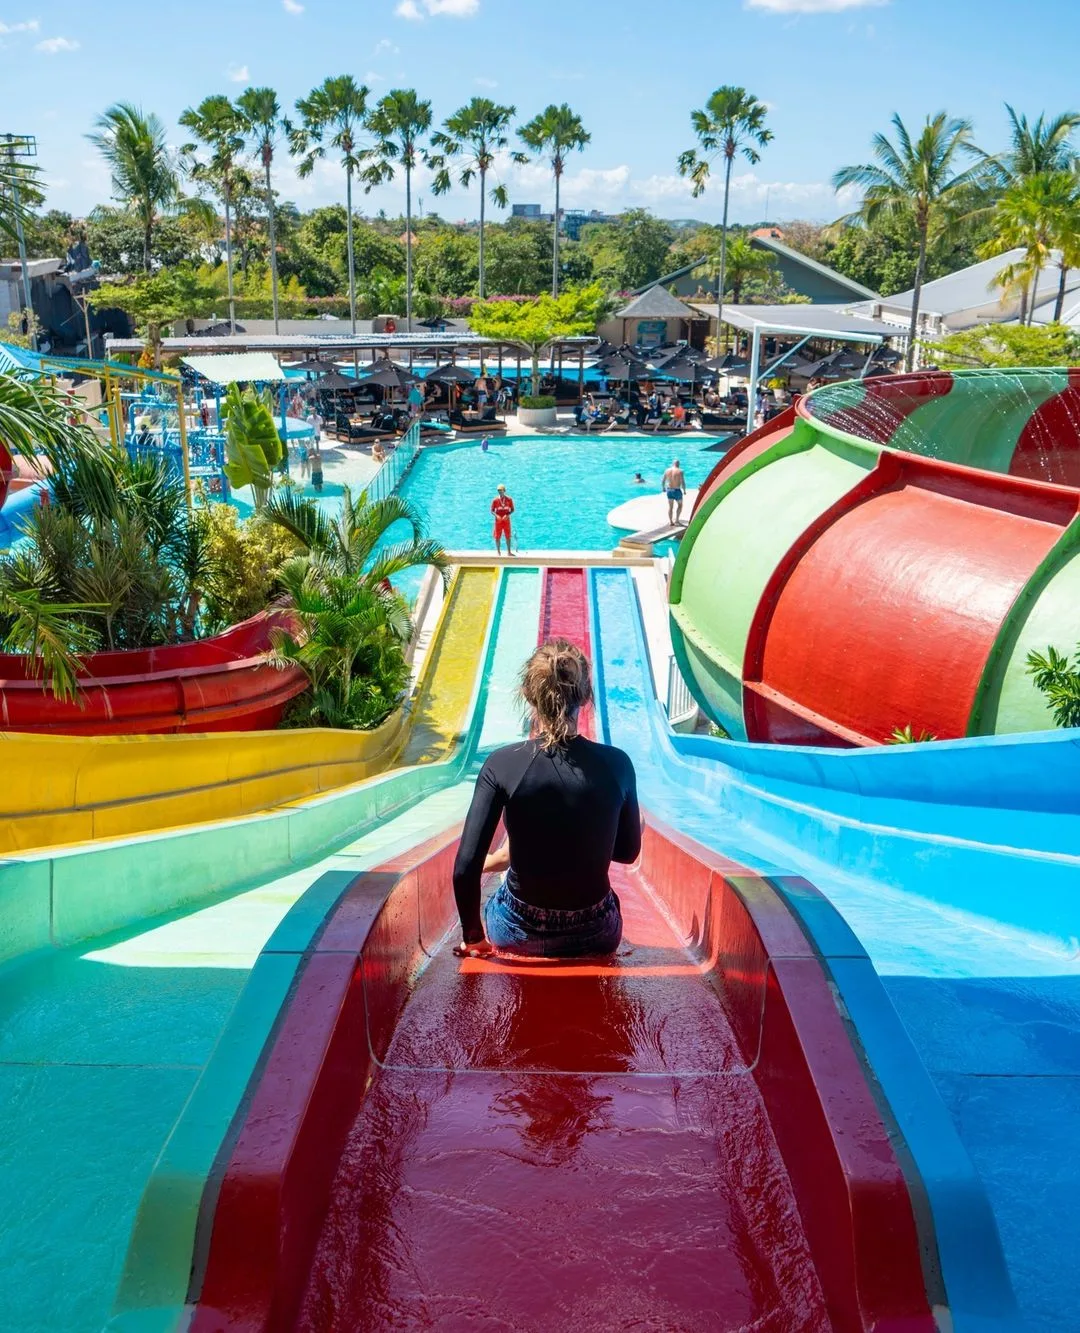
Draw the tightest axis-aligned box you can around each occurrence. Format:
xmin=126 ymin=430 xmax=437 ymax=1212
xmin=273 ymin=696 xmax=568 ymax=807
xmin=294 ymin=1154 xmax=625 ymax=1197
xmin=8 ymin=0 xmax=1080 ymax=225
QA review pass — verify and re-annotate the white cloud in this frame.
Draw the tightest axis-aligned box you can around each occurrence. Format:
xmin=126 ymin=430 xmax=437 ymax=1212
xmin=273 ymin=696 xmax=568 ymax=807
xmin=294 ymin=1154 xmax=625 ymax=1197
xmin=474 ymin=76 xmax=498 ymax=89
xmin=395 ymin=0 xmax=478 ymax=18
xmin=364 ymin=70 xmax=386 ymax=83
xmin=227 ymin=62 xmax=249 ymax=82
xmin=746 ymin=0 xmax=886 ymax=10
xmin=282 ymin=0 xmax=304 ymax=10
xmin=373 ymin=37 xmax=399 ymax=53
xmin=36 ymin=35 xmax=79 ymax=53
xmin=0 ymin=18 xmax=39 ymax=33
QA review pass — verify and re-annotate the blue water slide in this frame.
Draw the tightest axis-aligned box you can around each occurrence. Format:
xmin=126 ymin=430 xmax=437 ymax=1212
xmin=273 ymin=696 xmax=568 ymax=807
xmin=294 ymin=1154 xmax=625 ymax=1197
xmin=589 ymin=565 xmax=1080 ymax=1332
xmin=0 ymin=480 xmax=46 ymax=548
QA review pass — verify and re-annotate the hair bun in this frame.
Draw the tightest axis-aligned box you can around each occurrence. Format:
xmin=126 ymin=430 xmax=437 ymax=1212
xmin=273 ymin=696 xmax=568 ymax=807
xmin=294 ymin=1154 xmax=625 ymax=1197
xmin=520 ymin=639 xmax=592 ymax=749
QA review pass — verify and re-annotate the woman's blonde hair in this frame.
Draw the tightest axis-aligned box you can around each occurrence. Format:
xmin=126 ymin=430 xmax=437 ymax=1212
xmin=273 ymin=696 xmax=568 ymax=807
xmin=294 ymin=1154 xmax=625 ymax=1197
xmin=521 ymin=639 xmax=592 ymax=750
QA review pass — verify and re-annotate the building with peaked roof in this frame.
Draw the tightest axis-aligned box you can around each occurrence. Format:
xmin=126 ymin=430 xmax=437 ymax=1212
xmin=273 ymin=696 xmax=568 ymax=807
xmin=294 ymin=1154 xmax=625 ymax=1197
xmin=600 ymin=286 xmax=703 ymax=349
xmin=638 ymin=233 xmax=878 ymax=307
xmin=851 ymin=247 xmax=1080 ymax=335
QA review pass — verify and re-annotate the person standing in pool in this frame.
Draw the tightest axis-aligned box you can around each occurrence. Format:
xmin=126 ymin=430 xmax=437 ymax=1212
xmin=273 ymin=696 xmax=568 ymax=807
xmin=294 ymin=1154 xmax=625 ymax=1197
xmin=491 ymin=483 xmax=515 ymax=556
xmin=662 ymin=459 xmax=686 ymax=525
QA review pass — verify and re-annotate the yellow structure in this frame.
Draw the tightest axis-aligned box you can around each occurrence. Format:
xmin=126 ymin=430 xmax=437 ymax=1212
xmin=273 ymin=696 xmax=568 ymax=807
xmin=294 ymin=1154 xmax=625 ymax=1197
xmin=0 ymin=567 xmax=499 ymax=856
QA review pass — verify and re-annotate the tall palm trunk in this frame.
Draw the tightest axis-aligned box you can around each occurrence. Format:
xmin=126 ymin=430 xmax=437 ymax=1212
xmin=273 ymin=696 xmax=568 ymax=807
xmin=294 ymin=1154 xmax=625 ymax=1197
xmin=1055 ymin=262 xmax=1069 ymax=321
xmin=716 ymin=151 xmax=734 ymax=349
xmin=905 ymin=219 xmax=929 ymax=372
xmin=405 ymin=161 xmax=413 ymax=331
xmin=478 ymin=168 xmax=487 ymax=299
xmin=345 ymin=165 xmax=357 ymax=334
xmin=263 ymin=149 xmax=279 ymax=334
xmin=1019 ymin=282 xmax=1029 ymax=326
xmin=552 ymin=161 xmax=561 ymax=297
xmin=142 ymin=209 xmax=153 ymax=273
xmin=1029 ymin=259 xmax=1043 ymax=324
xmin=224 ymin=184 xmax=236 ymax=334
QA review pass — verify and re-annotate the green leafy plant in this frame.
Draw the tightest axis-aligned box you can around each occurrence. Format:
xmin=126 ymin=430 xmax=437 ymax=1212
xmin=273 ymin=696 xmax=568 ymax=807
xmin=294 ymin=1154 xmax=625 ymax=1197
xmin=469 ymin=283 xmax=610 ymax=394
xmin=519 ymin=394 xmax=556 ymax=410
xmin=264 ymin=485 xmax=448 ymax=729
xmin=1026 ymin=645 xmax=1080 ymax=728
xmin=197 ymin=499 xmax=298 ymax=633
xmin=221 ymin=383 xmax=284 ymax=508
xmin=887 ymin=724 xmax=939 ymax=744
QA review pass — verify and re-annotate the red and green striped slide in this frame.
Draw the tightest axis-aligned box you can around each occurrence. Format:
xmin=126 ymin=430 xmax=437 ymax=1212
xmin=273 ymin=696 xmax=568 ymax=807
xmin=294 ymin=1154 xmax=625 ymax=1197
xmin=671 ymin=367 xmax=1080 ymax=745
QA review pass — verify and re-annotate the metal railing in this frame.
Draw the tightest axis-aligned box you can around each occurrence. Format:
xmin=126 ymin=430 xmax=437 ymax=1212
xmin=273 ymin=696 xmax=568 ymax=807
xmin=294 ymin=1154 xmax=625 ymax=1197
xmin=367 ymin=421 xmax=422 ymax=502
xmin=666 ymin=653 xmax=697 ymax=724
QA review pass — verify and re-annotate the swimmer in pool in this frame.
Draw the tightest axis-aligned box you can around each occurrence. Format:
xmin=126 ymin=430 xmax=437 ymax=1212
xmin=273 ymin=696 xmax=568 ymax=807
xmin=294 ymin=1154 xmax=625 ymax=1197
xmin=633 ymin=472 xmax=645 ymax=484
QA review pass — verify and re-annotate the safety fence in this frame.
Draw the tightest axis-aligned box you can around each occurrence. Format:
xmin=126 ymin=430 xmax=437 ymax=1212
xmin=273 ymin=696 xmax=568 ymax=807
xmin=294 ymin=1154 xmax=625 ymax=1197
xmin=666 ymin=653 xmax=697 ymax=725
xmin=367 ymin=421 xmax=422 ymax=503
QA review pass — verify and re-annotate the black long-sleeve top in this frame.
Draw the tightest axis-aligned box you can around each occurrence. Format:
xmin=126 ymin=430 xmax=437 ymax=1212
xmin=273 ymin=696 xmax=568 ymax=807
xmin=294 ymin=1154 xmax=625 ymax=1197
xmin=452 ymin=736 xmax=641 ymax=944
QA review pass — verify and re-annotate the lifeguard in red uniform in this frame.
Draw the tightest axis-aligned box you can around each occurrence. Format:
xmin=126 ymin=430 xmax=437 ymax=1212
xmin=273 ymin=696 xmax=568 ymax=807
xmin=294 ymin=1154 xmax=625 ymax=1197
xmin=491 ymin=483 xmax=515 ymax=556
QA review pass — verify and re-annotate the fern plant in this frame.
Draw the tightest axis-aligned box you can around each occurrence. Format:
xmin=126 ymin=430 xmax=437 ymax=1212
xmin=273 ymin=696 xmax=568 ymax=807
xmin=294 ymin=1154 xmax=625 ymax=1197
xmin=1026 ymin=646 xmax=1080 ymax=728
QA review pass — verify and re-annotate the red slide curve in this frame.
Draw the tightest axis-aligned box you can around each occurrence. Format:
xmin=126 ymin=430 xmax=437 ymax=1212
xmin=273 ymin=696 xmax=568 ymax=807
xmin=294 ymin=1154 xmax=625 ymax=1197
xmin=188 ymin=567 xmax=935 ymax=1332
xmin=0 ymin=611 xmax=306 ymax=733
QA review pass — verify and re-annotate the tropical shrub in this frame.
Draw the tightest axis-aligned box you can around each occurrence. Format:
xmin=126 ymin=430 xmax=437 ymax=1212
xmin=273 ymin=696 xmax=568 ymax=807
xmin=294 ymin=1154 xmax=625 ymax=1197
xmin=887 ymin=725 xmax=938 ymax=744
xmin=221 ymin=383 xmax=283 ymax=508
xmin=264 ymin=485 xmax=449 ymax=729
xmin=1026 ymin=646 xmax=1080 ymax=728
xmin=198 ymin=500 xmax=298 ymax=633
xmin=519 ymin=394 xmax=556 ymax=410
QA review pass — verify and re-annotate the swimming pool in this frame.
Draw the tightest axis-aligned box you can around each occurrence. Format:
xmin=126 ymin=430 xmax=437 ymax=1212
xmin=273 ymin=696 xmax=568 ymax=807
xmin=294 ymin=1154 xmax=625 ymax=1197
xmin=397 ymin=433 xmax=720 ymax=551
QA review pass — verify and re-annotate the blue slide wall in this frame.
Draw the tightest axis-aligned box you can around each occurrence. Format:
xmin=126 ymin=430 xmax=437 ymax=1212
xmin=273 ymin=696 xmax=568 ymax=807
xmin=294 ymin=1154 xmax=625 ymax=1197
xmin=590 ymin=566 xmax=1078 ymax=1333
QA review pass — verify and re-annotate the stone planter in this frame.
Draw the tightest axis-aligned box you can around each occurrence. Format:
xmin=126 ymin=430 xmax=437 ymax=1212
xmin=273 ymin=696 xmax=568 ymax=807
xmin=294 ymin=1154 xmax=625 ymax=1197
xmin=517 ymin=405 xmax=558 ymax=429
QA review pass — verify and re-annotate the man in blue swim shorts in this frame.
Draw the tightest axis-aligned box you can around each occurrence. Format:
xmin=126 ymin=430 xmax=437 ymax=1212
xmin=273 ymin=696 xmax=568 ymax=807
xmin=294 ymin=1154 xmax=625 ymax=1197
xmin=661 ymin=458 xmax=686 ymax=525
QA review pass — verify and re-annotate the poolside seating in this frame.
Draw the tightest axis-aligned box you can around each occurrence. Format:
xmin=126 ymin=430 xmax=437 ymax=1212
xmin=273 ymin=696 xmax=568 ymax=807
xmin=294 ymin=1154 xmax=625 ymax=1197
xmin=449 ymin=406 xmax=506 ymax=434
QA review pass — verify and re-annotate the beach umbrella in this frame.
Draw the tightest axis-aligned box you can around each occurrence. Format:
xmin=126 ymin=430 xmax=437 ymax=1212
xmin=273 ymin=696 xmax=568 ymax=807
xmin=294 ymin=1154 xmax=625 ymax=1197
xmin=287 ymin=357 xmax=330 ymax=375
xmin=318 ymin=369 xmax=359 ymax=391
xmin=424 ymin=363 xmax=476 ymax=383
xmin=360 ymin=360 xmax=420 ymax=390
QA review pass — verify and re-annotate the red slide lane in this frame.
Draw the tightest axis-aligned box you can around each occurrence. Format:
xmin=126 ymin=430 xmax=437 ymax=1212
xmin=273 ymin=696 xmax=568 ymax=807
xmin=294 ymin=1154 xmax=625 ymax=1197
xmin=190 ymin=820 xmax=934 ymax=1333
xmin=538 ymin=566 xmax=594 ymax=738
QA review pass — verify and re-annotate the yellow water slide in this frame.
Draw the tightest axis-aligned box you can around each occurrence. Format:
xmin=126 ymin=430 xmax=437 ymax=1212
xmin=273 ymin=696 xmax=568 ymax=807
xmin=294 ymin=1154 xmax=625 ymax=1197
xmin=0 ymin=567 xmax=498 ymax=855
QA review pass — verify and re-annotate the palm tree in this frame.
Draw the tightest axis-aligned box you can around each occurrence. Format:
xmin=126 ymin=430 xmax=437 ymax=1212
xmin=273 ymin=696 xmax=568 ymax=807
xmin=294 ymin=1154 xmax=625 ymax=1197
xmin=236 ymin=86 xmax=287 ymax=334
xmin=518 ymin=105 xmax=590 ymax=298
xmin=986 ymin=171 xmax=1080 ymax=323
xmin=677 ymin=88 xmax=772 ymax=346
xmin=179 ymin=95 xmax=246 ymax=333
xmin=264 ymin=485 xmax=448 ymax=729
xmin=365 ymin=90 xmax=434 ymax=332
xmin=291 ymin=77 xmax=370 ymax=334
xmin=709 ymin=234 xmax=776 ymax=303
xmin=87 ymin=104 xmax=178 ymax=271
xmin=430 ymin=99 xmax=526 ymax=299
xmin=997 ymin=106 xmax=1080 ymax=182
xmin=833 ymin=113 xmax=984 ymax=370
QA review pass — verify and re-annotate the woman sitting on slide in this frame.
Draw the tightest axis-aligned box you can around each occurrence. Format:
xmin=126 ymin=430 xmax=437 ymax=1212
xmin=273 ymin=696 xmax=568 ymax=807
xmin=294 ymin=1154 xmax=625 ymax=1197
xmin=452 ymin=640 xmax=641 ymax=959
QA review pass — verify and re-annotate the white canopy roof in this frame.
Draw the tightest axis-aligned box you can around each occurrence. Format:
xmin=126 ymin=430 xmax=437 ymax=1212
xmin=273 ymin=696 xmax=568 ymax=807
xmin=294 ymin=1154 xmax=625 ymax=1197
xmin=689 ymin=302 xmax=898 ymax=343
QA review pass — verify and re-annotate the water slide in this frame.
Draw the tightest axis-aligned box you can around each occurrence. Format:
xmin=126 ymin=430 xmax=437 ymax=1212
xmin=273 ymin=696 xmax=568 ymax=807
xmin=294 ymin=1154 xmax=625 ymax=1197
xmin=2 ymin=559 xmax=1071 ymax=1330
xmin=672 ymin=368 xmax=1080 ymax=745
xmin=177 ymin=566 xmax=939 ymax=1333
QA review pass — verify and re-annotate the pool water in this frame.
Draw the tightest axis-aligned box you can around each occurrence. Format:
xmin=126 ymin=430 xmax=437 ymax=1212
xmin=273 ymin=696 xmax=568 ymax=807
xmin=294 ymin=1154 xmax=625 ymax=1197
xmin=397 ymin=433 xmax=719 ymax=551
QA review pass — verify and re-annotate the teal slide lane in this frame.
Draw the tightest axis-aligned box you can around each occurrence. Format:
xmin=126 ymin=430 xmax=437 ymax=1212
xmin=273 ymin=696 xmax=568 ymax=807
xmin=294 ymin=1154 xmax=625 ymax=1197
xmin=590 ymin=566 xmax=1037 ymax=1333
xmin=0 ymin=566 xmax=539 ymax=1333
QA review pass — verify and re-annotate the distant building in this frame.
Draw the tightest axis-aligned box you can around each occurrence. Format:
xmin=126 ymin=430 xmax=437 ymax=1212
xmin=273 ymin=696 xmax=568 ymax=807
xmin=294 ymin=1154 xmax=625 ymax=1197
xmin=562 ymin=209 xmax=615 ymax=241
xmin=850 ymin=247 xmax=1080 ymax=334
xmin=511 ymin=204 xmax=543 ymax=219
xmin=751 ymin=225 xmax=784 ymax=241
xmin=0 ymin=256 xmax=129 ymax=357
xmin=639 ymin=233 xmax=877 ymax=307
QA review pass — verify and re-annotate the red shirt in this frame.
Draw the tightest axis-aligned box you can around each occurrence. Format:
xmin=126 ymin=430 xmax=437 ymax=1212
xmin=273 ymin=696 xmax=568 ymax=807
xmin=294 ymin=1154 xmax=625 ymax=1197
xmin=491 ymin=495 xmax=514 ymax=520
